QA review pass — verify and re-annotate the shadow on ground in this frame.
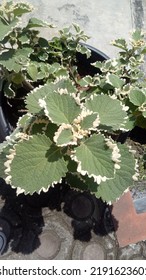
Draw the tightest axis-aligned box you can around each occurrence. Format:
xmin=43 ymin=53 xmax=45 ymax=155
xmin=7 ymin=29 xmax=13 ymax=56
xmin=0 ymin=178 xmax=116 ymax=255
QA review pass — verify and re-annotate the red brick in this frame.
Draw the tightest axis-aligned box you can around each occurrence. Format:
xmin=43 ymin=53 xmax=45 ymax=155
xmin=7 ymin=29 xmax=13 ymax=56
xmin=111 ymin=191 xmax=146 ymax=247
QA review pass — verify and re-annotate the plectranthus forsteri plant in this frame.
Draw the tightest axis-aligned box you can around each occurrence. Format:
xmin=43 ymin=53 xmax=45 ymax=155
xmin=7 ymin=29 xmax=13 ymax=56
xmin=0 ymin=1 xmax=143 ymax=204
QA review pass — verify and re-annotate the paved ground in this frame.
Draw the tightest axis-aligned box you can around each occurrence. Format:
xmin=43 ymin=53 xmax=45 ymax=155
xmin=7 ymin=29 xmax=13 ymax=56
xmin=0 ymin=0 xmax=146 ymax=260
xmin=0 ymin=180 xmax=146 ymax=260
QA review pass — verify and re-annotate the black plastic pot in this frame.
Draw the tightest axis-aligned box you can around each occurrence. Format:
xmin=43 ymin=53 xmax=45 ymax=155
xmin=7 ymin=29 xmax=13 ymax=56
xmin=0 ymin=45 xmax=109 ymax=143
xmin=0 ymin=106 xmax=11 ymax=142
xmin=1 ymin=45 xmax=145 ymax=145
xmin=76 ymin=43 xmax=109 ymax=77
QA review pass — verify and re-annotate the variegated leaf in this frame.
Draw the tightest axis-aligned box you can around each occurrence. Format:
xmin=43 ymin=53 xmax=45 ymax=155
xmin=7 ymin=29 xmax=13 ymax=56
xmin=0 ymin=144 xmax=10 ymax=178
xmin=129 ymin=88 xmax=146 ymax=106
xmin=66 ymin=172 xmax=99 ymax=192
xmin=7 ymin=134 xmax=67 ymax=194
xmin=0 ymin=17 xmax=19 ymax=41
xmin=72 ymin=134 xmax=115 ymax=183
xmin=26 ymin=79 xmax=77 ymax=115
xmin=0 ymin=48 xmax=32 ymax=72
xmin=80 ymin=113 xmax=99 ymax=130
xmin=85 ymin=95 xmax=127 ymax=130
xmin=11 ymin=2 xmax=33 ymax=17
xmin=106 ymin=73 xmax=125 ymax=88
xmin=54 ymin=124 xmax=75 ymax=146
xmin=27 ymin=17 xmax=54 ymax=29
xmin=26 ymin=83 xmax=55 ymax=114
xmin=95 ymin=144 xmax=136 ymax=203
xmin=43 ymin=92 xmax=81 ymax=125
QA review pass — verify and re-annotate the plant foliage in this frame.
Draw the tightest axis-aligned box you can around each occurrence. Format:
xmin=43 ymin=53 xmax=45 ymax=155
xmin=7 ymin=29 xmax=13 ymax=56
xmin=0 ymin=1 xmax=145 ymax=203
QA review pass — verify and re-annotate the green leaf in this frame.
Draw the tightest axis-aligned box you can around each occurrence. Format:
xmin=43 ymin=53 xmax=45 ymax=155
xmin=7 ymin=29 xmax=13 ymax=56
xmin=129 ymin=88 xmax=146 ymax=106
xmin=85 ymin=95 xmax=127 ymax=130
xmin=15 ymin=47 xmax=33 ymax=63
xmin=78 ymin=75 xmax=93 ymax=87
xmin=81 ymin=175 xmax=99 ymax=192
xmin=73 ymin=134 xmax=115 ymax=182
xmin=27 ymin=17 xmax=53 ymax=29
xmin=28 ymin=63 xmax=38 ymax=81
xmin=38 ymin=51 xmax=48 ymax=62
xmin=80 ymin=113 xmax=99 ymax=130
xmin=136 ymin=115 xmax=146 ymax=128
xmin=0 ymin=17 xmax=19 ymax=41
xmin=66 ymin=172 xmax=90 ymax=191
xmin=0 ymin=48 xmax=32 ymax=72
xmin=11 ymin=72 xmax=24 ymax=84
xmin=112 ymin=38 xmax=127 ymax=50
xmin=54 ymin=125 xmax=75 ymax=146
xmin=12 ymin=2 xmax=33 ymax=17
xmin=95 ymin=144 xmax=136 ymax=203
xmin=45 ymin=123 xmax=59 ymax=141
xmin=72 ymin=23 xmax=81 ymax=33
xmin=132 ymin=30 xmax=143 ymax=41
xmin=0 ymin=128 xmax=23 ymax=178
xmin=66 ymin=158 xmax=78 ymax=173
xmin=17 ymin=114 xmax=32 ymax=131
xmin=0 ymin=49 xmax=19 ymax=72
xmin=124 ymin=115 xmax=135 ymax=130
xmin=36 ymin=63 xmax=49 ymax=79
xmin=107 ymin=73 xmax=125 ymax=88
xmin=47 ymin=63 xmax=61 ymax=74
xmin=76 ymin=44 xmax=91 ymax=58
xmin=26 ymin=116 xmax=49 ymax=135
xmin=26 ymin=83 xmax=55 ymax=114
xmin=44 ymin=92 xmax=81 ymax=125
xmin=66 ymin=172 xmax=100 ymax=193
xmin=8 ymin=134 xmax=67 ymax=194
xmin=55 ymin=79 xmax=77 ymax=94
xmin=55 ymin=68 xmax=69 ymax=78
xmin=0 ymin=144 xmax=10 ymax=178
xmin=38 ymin=37 xmax=49 ymax=48
xmin=18 ymin=33 xmax=30 ymax=44
xmin=142 ymin=110 xmax=146 ymax=118
xmin=92 ymin=61 xmax=103 ymax=69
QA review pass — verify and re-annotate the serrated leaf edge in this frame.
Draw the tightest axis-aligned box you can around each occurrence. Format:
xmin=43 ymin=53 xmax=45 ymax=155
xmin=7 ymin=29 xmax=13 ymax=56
xmin=105 ymin=137 xmax=121 ymax=169
xmin=85 ymin=93 xmax=129 ymax=131
xmin=127 ymin=144 xmax=140 ymax=181
xmin=106 ymin=72 xmax=125 ymax=88
xmin=54 ymin=124 xmax=77 ymax=147
xmin=70 ymin=153 xmax=108 ymax=184
xmin=0 ymin=18 xmax=20 ymax=42
xmin=4 ymin=135 xmax=64 ymax=195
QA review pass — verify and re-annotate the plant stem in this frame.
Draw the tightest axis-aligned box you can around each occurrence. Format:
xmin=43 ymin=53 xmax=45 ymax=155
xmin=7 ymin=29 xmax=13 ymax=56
xmin=22 ymin=80 xmax=34 ymax=91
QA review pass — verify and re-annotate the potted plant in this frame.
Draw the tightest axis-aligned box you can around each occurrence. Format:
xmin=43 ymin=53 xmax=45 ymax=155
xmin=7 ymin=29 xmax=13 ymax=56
xmin=0 ymin=1 xmax=145 ymax=216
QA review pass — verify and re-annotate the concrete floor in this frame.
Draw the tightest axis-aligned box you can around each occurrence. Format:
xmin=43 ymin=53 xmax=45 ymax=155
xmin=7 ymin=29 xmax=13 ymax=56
xmin=1 ymin=183 xmax=146 ymax=260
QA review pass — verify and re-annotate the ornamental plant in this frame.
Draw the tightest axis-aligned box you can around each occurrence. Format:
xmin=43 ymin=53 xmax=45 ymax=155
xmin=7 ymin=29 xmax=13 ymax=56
xmin=0 ymin=1 xmax=145 ymax=204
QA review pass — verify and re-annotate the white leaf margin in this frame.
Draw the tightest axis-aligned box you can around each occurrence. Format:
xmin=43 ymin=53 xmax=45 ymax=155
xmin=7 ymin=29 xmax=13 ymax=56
xmin=73 ymin=107 xmax=100 ymax=128
xmin=105 ymin=137 xmax=121 ymax=169
xmin=71 ymin=151 xmax=108 ymax=185
xmin=127 ymin=144 xmax=140 ymax=181
xmin=53 ymin=107 xmax=100 ymax=147
xmin=106 ymin=72 xmax=125 ymax=88
xmin=85 ymin=93 xmax=129 ymax=131
xmin=53 ymin=124 xmax=77 ymax=147
xmin=4 ymin=136 xmax=64 ymax=195
xmin=70 ymin=134 xmax=117 ymax=185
